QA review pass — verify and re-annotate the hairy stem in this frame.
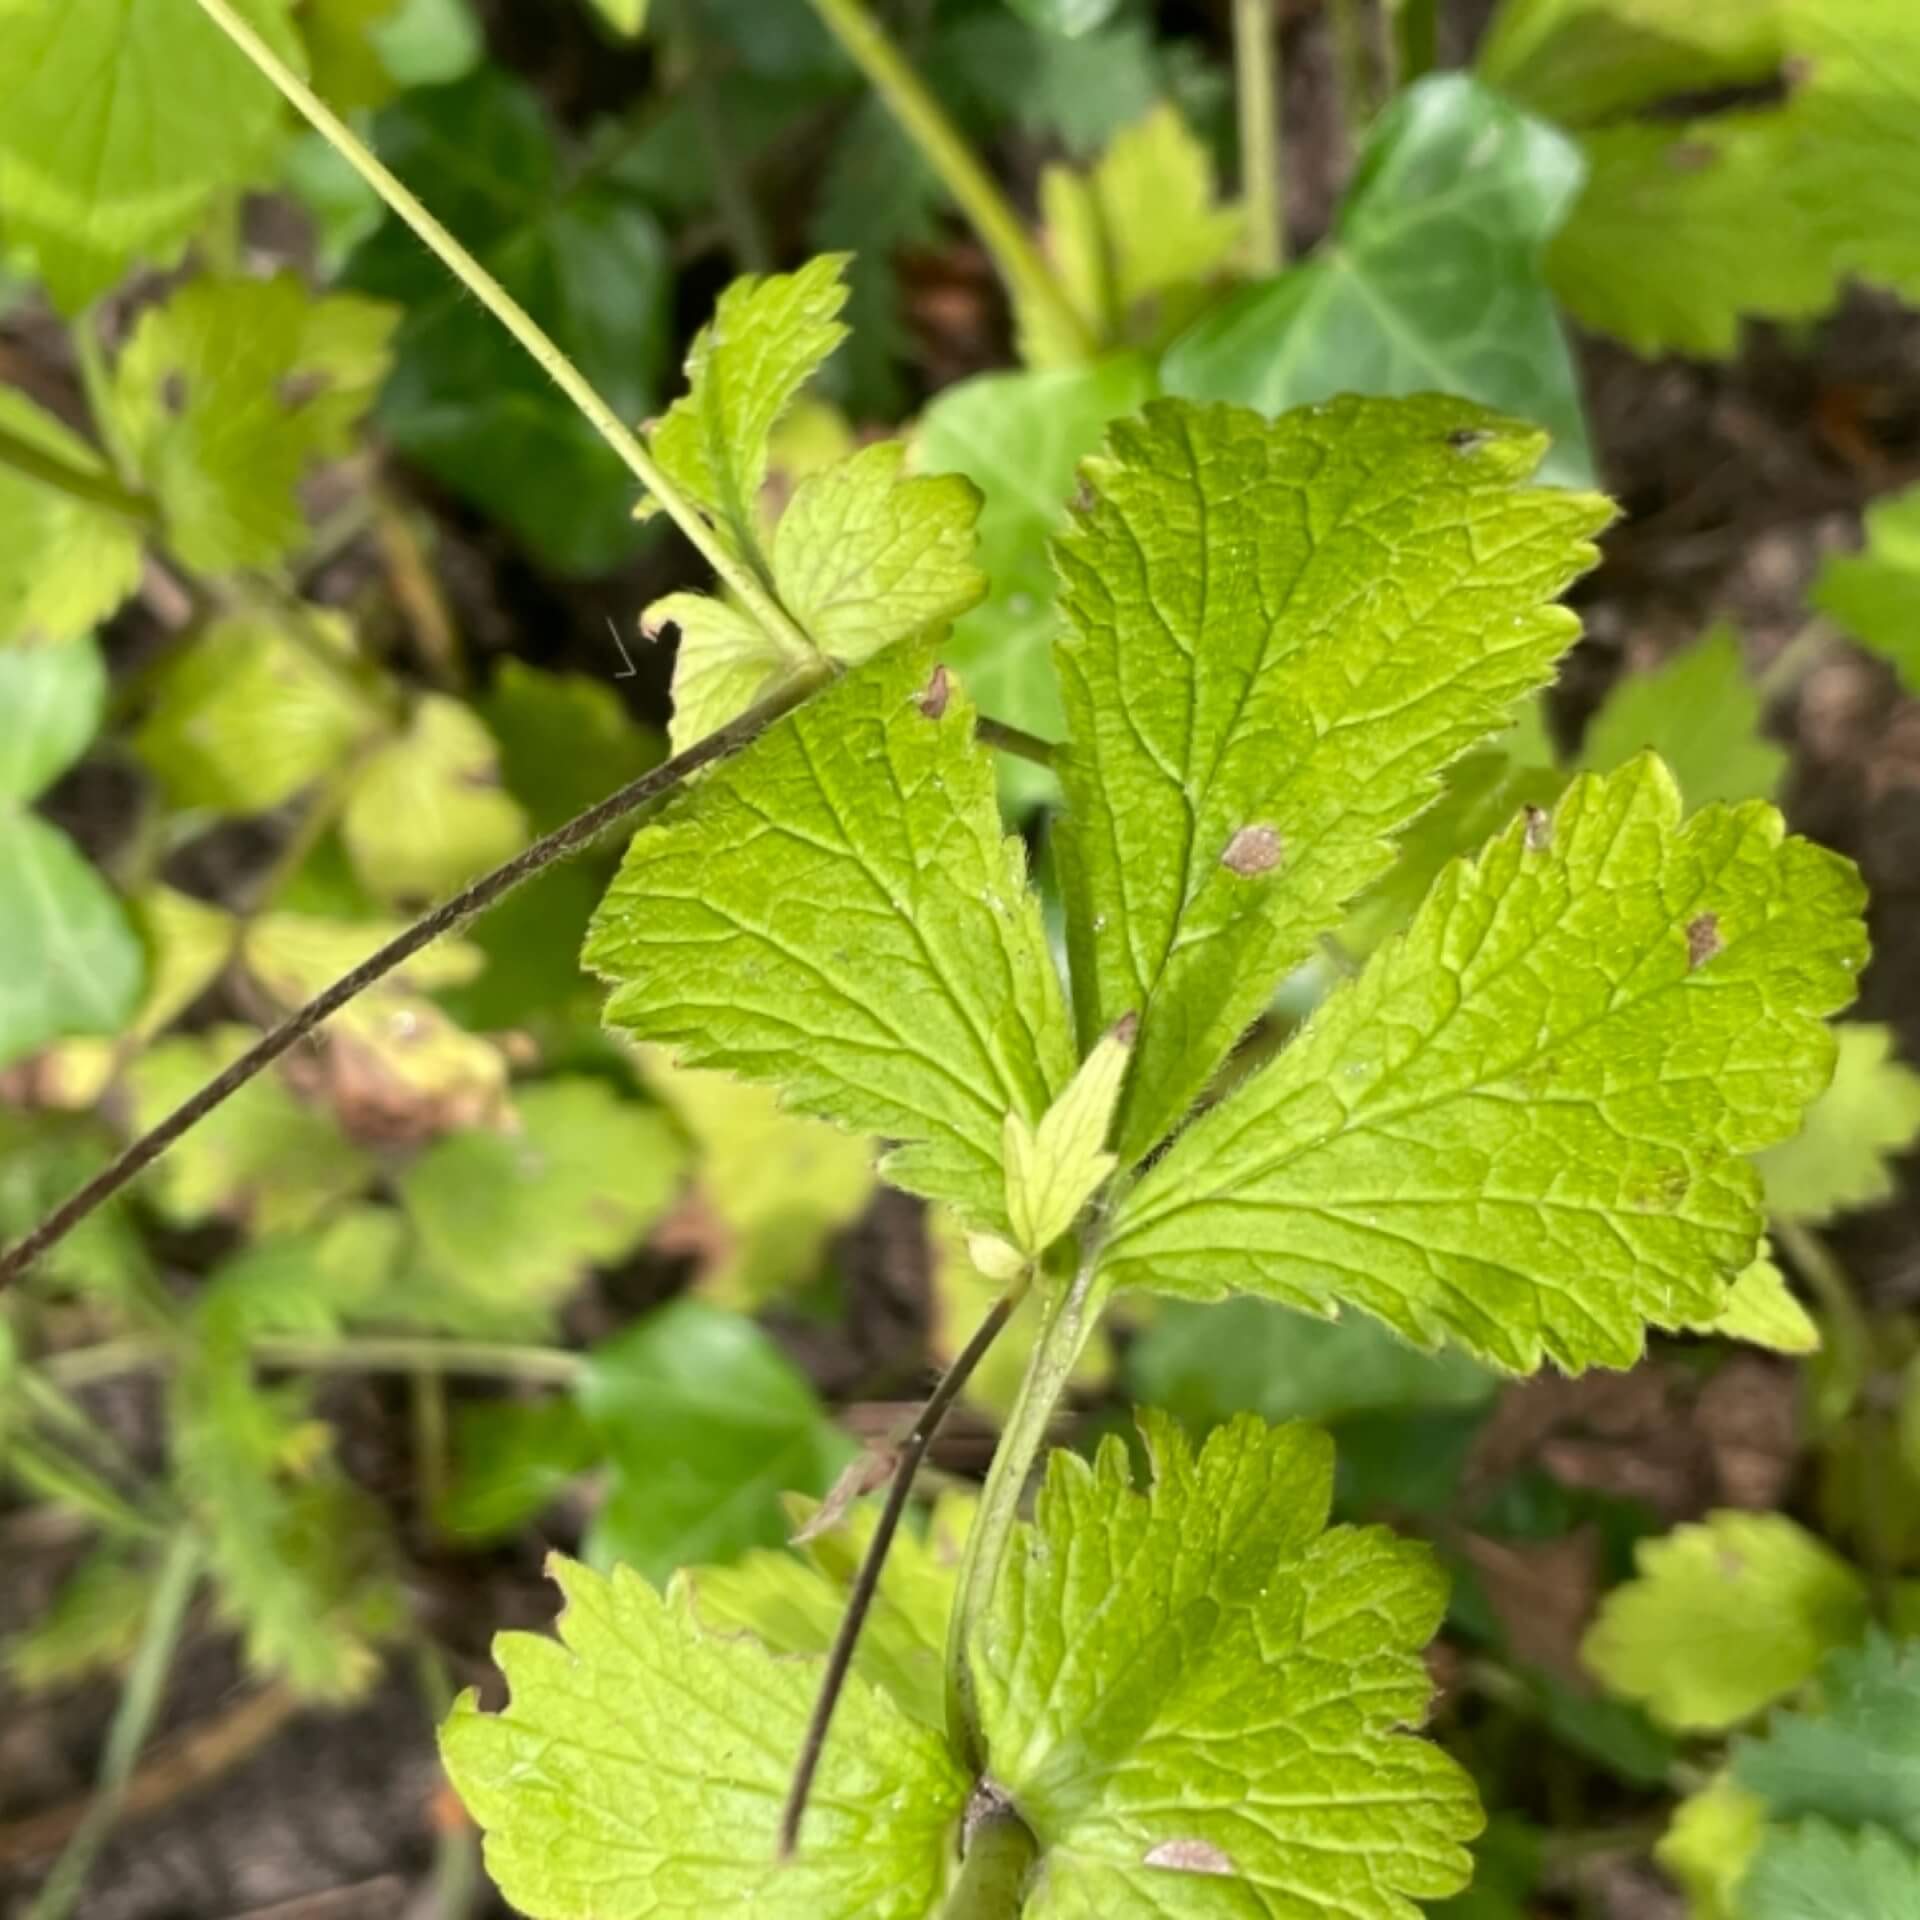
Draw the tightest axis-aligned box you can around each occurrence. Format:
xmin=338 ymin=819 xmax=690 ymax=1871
xmin=0 ymin=420 xmax=156 ymax=525
xmin=1234 ymin=0 xmax=1285 ymax=274
xmin=944 ymin=1249 xmax=1103 ymax=1767
xmin=187 ymin=0 xmax=813 ymax=662
xmin=942 ymin=1797 xmax=1039 ymax=1920
xmin=807 ymin=0 xmax=1095 ymax=363
xmin=25 ymin=1531 xmax=203 ymax=1920
xmin=781 ymin=1279 xmax=1027 ymax=1858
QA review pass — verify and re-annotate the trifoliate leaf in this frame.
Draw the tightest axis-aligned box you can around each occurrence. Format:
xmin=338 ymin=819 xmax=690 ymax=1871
xmin=1100 ymin=759 xmax=1866 ymax=1373
xmin=127 ymin=1026 xmax=373 ymax=1233
xmin=1742 ymin=1820 xmax=1920 ymax=1920
xmin=1581 ymin=625 xmax=1786 ymax=808
xmin=1163 ymin=75 xmax=1593 ymax=488
xmin=1809 ymin=482 xmax=1920 ymax=692
xmin=641 ymin=253 xmax=850 ymax=566
xmin=587 ymin=642 xmax=1076 ymax=1231
xmin=1696 ymin=1247 xmax=1820 ymax=1355
xmin=134 ymin=612 xmax=381 ymax=814
xmin=342 ymin=694 xmax=528 ymax=905
xmin=399 ymin=1077 xmax=684 ymax=1313
xmin=110 ymin=273 xmax=394 ymax=576
xmin=913 ymin=353 xmax=1155 ymax=806
xmin=1734 ymin=1634 xmax=1920 ymax=1843
xmin=580 ymin=1299 xmax=850 ymax=1584
xmin=637 ymin=1050 xmax=875 ymax=1308
xmin=0 ymin=389 xmax=144 ymax=647
xmin=5 ymin=1540 xmax=156 ymax=1690
xmin=1581 ymin=1513 xmax=1869 ymax=1732
xmin=1654 ymin=1776 xmax=1766 ymax=1920
xmin=973 ymin=1412 xmax=1479 ymax=1917
xmin=441 ymin=1557 xmax=968 ymax=1916
xmin=1053 ymin=395 xmax=1610 ymax=1165
xmin=0 ymin=0 xmax=302 ymax=311
xmin=1003 ymin=1014 xmax=1133 ymax=1255
xmin=1760 ymin=1024 xmax=1920 ymax=1223
xmin=346 ymin=69 xmax=672 ymax=574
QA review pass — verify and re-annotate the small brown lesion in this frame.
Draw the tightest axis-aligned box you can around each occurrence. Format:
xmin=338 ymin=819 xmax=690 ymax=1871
xmin=917 ymin=663 xmax=952 ymax=720
xmin=1524 ymin=805 xmax=1552 ymax=853
xmin=278 ymin=368 xmax=334 ymax=411
xmin=1686 ymin=912 xmax=1723 ymax=970
xmin=1220 ymin=823 xmax=1283 ymax=876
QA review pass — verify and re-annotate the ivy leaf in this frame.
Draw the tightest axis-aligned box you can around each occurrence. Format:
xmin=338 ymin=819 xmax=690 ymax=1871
xmin=0 ymin=0 xmax=301 ymax=311
xmin=587 ymin=641 xmax=1076 ymax=1232
xmin=135 ymin=612 xmax=380 ymax=814
xmin=346 ymin=69 xmax=672 ymax=574
xmin=581 ymin=1299 xmax=851 ymax=1584
xmin=1163 ymin=75 xmax=1593 ymax=488
xmin=0 ymin=390 xmax=144 ymax=647
xmin=1100 ymin=759 xmax=1866 ymax=1373
xmin=1734 ymin=1633 xmax=1920 ymax=1843
xmin=1760 ymin=1024 xmax=1920 ymax=1224
xmin=1580 ymin=1513 xmax=1869 ymax=1732
xmin=441 ymin=1558 xmax=968 ymax=1917
xmin=398 ymin=1077 xmax=684 ymax=1314
xmin=1580 ymin=625 xmax=1786 ymax=808
xmin=1741 ymin=1820 xmax=1920 ymax=1920
xmin=1052 ymin=395 xmax=1609 ymax=1164
xmin=973 ymin=1412 xmax=1479 ymax=1917
xmin=1810 ymin=481 xmax=1920 ymax=692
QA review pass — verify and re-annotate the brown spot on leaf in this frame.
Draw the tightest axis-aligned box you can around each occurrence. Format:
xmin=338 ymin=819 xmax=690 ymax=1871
xmin=1686 ymin=912 xmax=1722 ymax=970
xmin=278 ymin=369 xmax=333 ymax=411
xmin=1221 ymin=824 xmax=1283 ymax=876
xmin=1666 ymin=139 xmax=1720 ymax=174
xmin=1445 ymin=426 xmax=1493 ymax=453
xmin=1112 ymin=1009 xmax=1140 ymax=1047
xmin=917 ymin=664 xmax=952 ymax=720
xmin=160 ymin=371 xmax=189 ymax=416
xmin=1145 ymin=1839 xmax=1235 ymax=1877
xmin=1524 ymin=805 xmax=1552 ymax=852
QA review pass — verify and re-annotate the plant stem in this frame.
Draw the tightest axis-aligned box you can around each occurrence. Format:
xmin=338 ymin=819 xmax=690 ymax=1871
xmin=186 ymin=0 xmax=812 ymax=663
xmin=1328 ymin=0 xmax=1378 ymax=142
xmin=942 ymin=1796 xmax=1039 ymax=1920
xmin=1774 ymin=1216 xmax=1873 ymax=1433
xmin=0 ymin=420 xmax=156 ymax=525
xmin=806 ymin=0 xmax=1095 ymax=363
xmin=944 ymin=1250 xmax=1103 ymax=1767
xmin=974 ymin=715 xmax=1056 ymax=771
xmin=781 ymin=1278 xmax=1027 ymax=1857
xmin=25 ymin=1531 xmax=203 ymax=1920
xmin=1233 ymin=0 xmax=1285 ymax=274
xmin=1387 ymin=0 xmax=1438 ymax=87
xmin=43 ymin=1332 xmax=587 ymax=1388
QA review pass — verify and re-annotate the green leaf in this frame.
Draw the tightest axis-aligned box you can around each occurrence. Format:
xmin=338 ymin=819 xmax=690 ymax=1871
xmin=399 ymin=1077 xmax=684 ymax=1313
xmin=580 ymin=1298 xmax=851 ymax=1584
xmin=1654 ymin=1777 xmax=1767 ymax=1920
xmin=1163 ymin=75 xmax=1593 ymax=488
xmin=480 ymin=660 xmax=661 ymax=835
xmin=1698 ymin=1247 xmax=1820 ymax=1355
xmin=5 ymin=1541 xmax=156 ymax=1690
xmin=1810 ymin=481 xmax=1920 ymax=692
xmin=1760 ymin=1024 xmax=1920 ymax=1223
xmin=440 ymin=1557 xmax=968 ymax=1917
xmin=1734 ymin=1633 xmax=1920 ymax=1843
xmin=1582 ymin=1513 xmax=1869 ymax=1733
xmin=299 ymin=0 xmax=405 ymax=110
xmin=1743 ymin=1820 xmax=1920 ymax=1920
xmin=0 ymin=1111 xmax=149 ymax=1303
xmin=586 ymin=0 xmax=647 ymax=35
xmin=1581 ymin=625 xmax=1786 ymax=808
xmin=0 ymin=389 xmax=145 ymax=647
xmin=1005 ymin=0 xmax=1122 ymax=36
xmin=135 ymin=612 xmax=380 ymax=814
xmin=973 ymin=1412 xmax=1479 ymax=1917
xmin=1052 ymin=394 xmax=1609 ymax=1164
xmin=342 ymin=694 xmax=528 ymax=905
xmin=1003 ymin=1014 xmax=1133 ymax=1255
xmin=0 ymin=0 xmax=302 ymax=311
xmin=1099 ymin=758 xmax=1866 ymax=1373
xmin=1129 ymin=1297 xmax=1496 ymax=1432
xmin=373 ymin=0 xmax=481 ymax=84
xmin=0 ymin=632 xmax=107 ymax=800
xmin=587 ymin=641 xmax=1076 ymax=1232
xmin=346 ymin=69 xmax=672 ymax=574
xmin=439 ymin=1397 xmax=602 ymax=1543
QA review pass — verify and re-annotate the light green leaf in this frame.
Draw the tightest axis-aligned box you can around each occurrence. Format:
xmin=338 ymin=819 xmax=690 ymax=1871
xmin=299 ymin=0 xmax=404 ymax=110
xmin=974 ymin=1412 xmax=1479 ymax=1917
xmin=1100 ymin=758 xmax=1866 ymax=1373
xmin=1653 ymin=1776 xmax=1767 ymax=1920
xmin=135 ymin=612 xmax=380 ymax=814
xmin=0 ymin=0 xmax=302 ymax=311
xmin=587 ymin=641 xmax=1076 ymax=1232
xmin=399 ymin=1077 xmax=684 ymax=1313
xmin=1163 ymin=75 xmax=1593 ymax=488
xmin=111 ymin=273 xmax=396 ymax=575
xmin=581 ymin=1299 xmax=851 ymax=1584
xmin=1742 ymin=1821 xmax=1920 ymax=1920
xmin=0 ymin=632 xmax=107 ymax=800
xmin=1734 ymin=1633 xmax=1920 ymax=1843
xmin=1003 ymin=1014 xmax=1133 ymax=1254
xmin=1005 ymin=0 xmax=1122 ymax=35
xmin=342 ymin=694 xmax=528 ymax=905
xmin=0 ymin=390 xmax=145 ymax=648
xmin=1581 ymin=625 xmax=1786 ymax=808
xmin=1810 ymin=481 xmax=1920 ymax=692
xmin=586 ymin=0 xmax=647 ymax=34
xmin=1696 ymin=1247 xmax=1820 ymax=1355
xmin=441 ymin=1557 xmax=968 ymax=1917
xmin=1760 ymin=1024 xmax=1920 ymax=1224
xmin=1052 ymin=394 xmax=1609 ymax=1164
xmin=1582 ymin=1512 xmax=1869 ymax=1733
xmin=5 ymin=1541 xmax=156 ymax=1690
xmin=373 ymin=0 xmax=481 ymax=84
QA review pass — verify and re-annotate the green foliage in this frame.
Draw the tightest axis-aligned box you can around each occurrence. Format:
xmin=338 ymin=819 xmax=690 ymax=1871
xmin=1742 ymin=1820 xmax=1920 ymax=1920
xmin=439 ymin=1397 xmax=601 ymax=1544
xmin=973 ymin=1413 xmax=1479 ymax=1916
xmin=1004 ymin=0 xmax=1121 ymax=35
xmin=1164 ymin=74 xmax=1593 ymax=486
xmin=1581 ymin=1513 xmax=1870 ymax=1732
xmin=6 ymin=1541 xmax=156 ymax=1689
xmin=1656 ymin=1777 xmax=1767 ymax=1920
xmin=1760 ymin=1025 xmax=1920 ymax=1223
xmin=1811 ymin=482 xmax=1920 ymax=692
